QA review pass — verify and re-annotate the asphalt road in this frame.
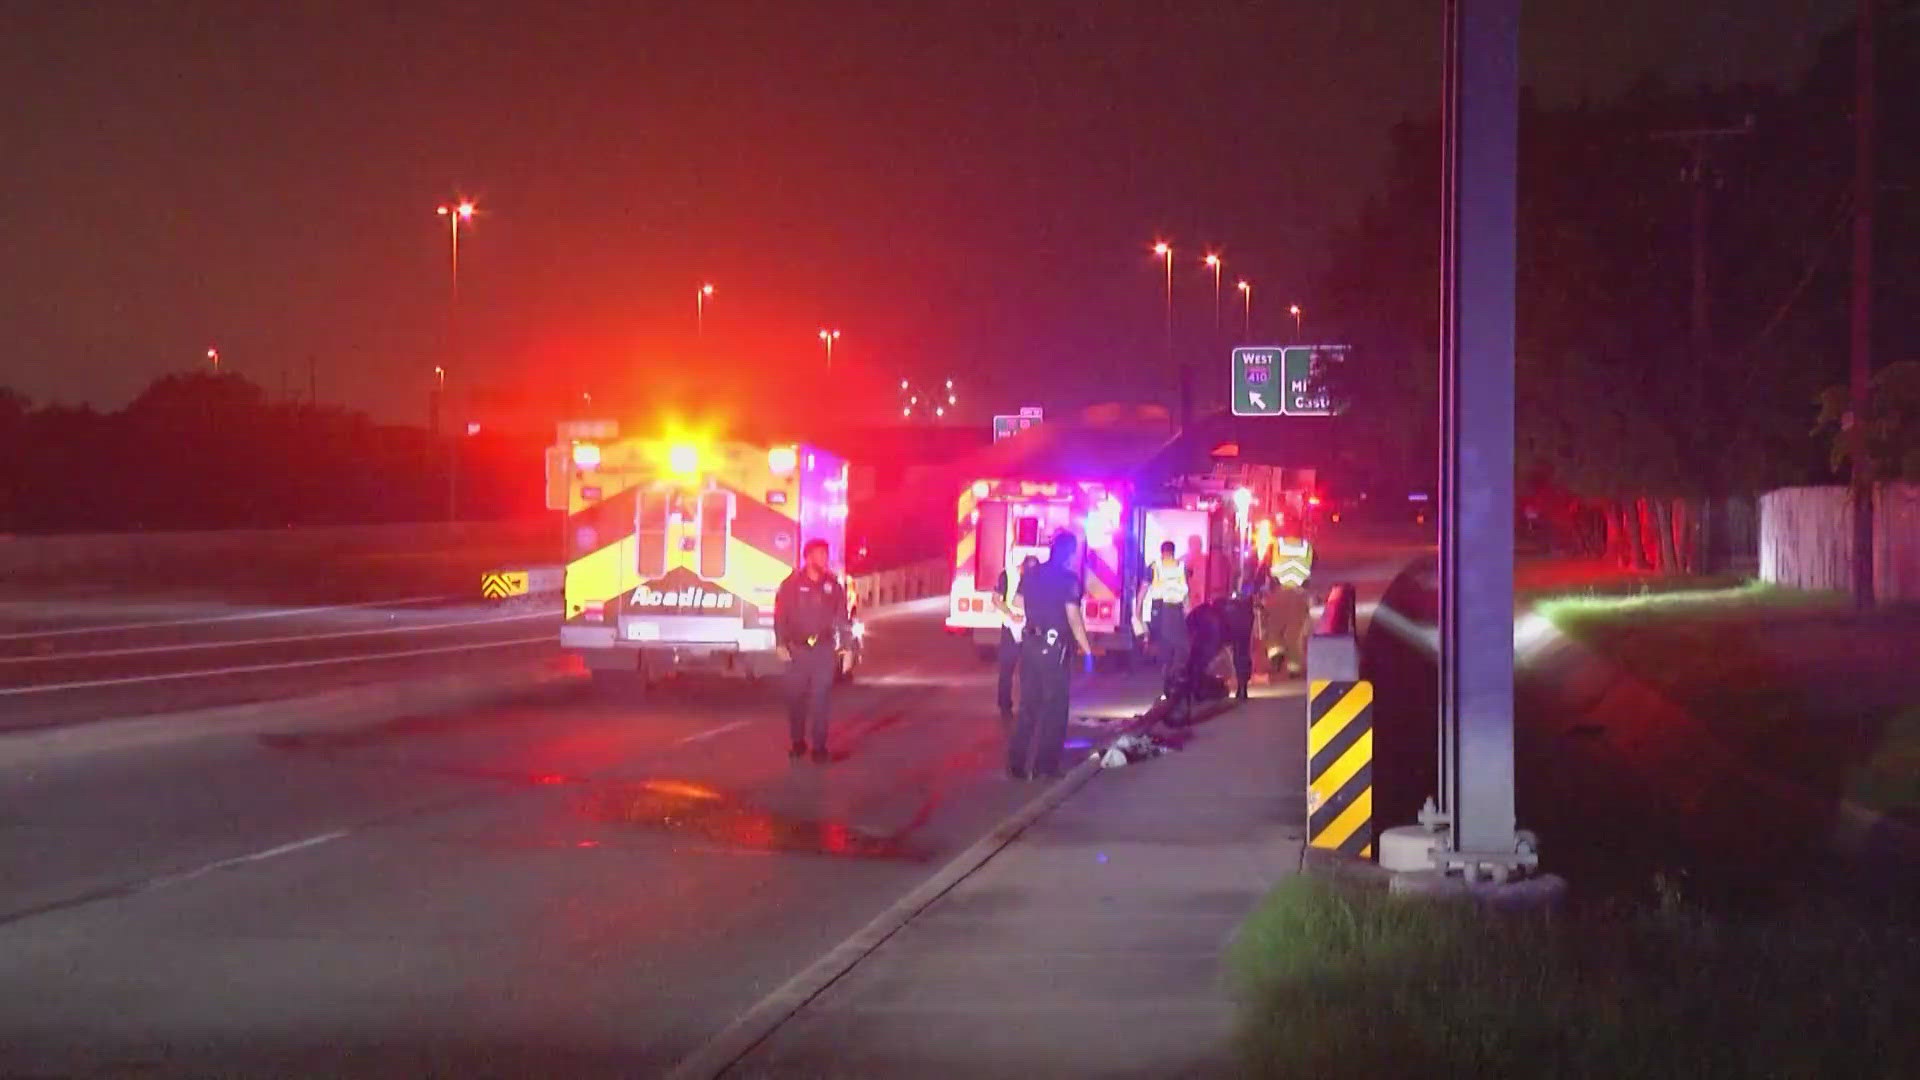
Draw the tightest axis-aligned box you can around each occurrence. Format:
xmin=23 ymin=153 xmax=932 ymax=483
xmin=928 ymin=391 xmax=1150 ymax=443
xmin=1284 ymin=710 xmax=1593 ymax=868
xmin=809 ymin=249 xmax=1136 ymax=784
xmin=0 ymin=595 xmax=558 ymax=732
xmin=0 ymin=533 xmax=1429 ymax=1078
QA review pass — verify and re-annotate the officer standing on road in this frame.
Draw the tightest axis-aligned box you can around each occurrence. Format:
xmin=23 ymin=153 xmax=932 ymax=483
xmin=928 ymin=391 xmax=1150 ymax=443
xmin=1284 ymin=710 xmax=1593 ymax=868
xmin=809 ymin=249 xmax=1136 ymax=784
xmin=1223 ymin=579 xmax=1258 ymax=701
xmin=1137 ymin=540 xmax=1192 ymax=718
xmin=1008 ymin=532 xmax=1094 ymax=780
xmin=991 ymin=555 xmax=1039 ymax=721
xmin=775 ymin=538 xmax=851 ymax=763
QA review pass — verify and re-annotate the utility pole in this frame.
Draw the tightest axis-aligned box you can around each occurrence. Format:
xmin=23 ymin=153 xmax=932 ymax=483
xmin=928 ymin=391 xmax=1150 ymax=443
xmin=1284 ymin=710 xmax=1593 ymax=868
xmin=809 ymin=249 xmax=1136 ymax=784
xmin=1652 ymin=115 xmax=1752 ymax=571
xmin=308 ymin=355 xmax=318 ymax=407
xmin=1849 ymin=0 xmax=1876 ymax=609
xmin=1427 ymin=0 xmax=1534 ymax=882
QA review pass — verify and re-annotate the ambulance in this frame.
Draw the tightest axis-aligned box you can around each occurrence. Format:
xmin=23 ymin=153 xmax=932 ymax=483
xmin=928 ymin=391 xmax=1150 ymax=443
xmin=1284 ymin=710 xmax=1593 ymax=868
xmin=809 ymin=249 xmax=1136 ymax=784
xmin=946 ymin=459 xmax=1305 ymax=661
xmin=550 ymin=423 xmax=860 ymax=683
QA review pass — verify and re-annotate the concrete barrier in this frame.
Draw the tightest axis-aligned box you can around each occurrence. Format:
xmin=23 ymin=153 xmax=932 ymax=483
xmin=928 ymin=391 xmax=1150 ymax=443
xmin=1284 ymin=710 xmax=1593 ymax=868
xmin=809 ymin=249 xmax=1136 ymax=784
xmin=0 ymin=521 xmax=559 ymax=599
xmin=851 ymin=558 xmax=950 ymax=611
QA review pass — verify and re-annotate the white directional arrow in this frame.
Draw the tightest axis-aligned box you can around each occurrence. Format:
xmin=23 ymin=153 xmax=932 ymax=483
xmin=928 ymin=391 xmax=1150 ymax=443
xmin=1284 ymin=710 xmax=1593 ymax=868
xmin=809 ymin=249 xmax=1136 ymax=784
xmin=1249 ymin=391 xmax=1268 ymax=411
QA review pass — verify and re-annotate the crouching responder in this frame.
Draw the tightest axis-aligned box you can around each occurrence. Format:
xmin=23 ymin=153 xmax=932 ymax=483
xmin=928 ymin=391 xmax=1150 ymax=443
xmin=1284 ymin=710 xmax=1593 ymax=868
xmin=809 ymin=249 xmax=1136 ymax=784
xmin=1260 ymin=531 xmax=1314 ymax=679
xmin=1136 ymin=540 xmax=1192 ymax=720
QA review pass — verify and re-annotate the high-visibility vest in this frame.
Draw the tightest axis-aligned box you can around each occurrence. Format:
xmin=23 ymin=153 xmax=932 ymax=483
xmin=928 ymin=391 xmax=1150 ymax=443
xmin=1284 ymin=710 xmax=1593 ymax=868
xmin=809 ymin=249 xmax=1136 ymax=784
xmin=1147 ymin=557 xmax=1189 ymax=606
xmin=1272 ymin=537 xmax=1313 ymax=588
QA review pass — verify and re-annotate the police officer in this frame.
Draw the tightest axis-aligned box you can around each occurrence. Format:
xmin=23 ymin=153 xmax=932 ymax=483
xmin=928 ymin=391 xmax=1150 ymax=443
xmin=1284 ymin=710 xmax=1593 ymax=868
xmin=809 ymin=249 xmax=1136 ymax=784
xmin=990 ymin=555 xmax=1039 ymax=720
xmin=1009 ymin=532 xmax=1093 ymax=780
xmin=1222 ymin=579 xmax=1258 ymax=701
xmin=774 ymin=538 xmax=851 ymax=762
xmin=1137 ymin=540 xmax=1192 ymax=719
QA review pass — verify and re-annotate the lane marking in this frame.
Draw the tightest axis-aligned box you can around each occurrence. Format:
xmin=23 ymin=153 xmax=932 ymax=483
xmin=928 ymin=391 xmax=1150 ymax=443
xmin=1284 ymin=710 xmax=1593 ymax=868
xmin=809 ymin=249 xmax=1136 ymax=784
xmin=0 ymin=596 xmax=462 ymax=642
xmin=0 ymin=610 xmax=557 ymax=666
xmin=145 ymin=830 xmax=351 ymax=890
xmin=672 ymin=719 xmax=754 ymax=745
xmin=0 ymin=636 xmax=555 ymax=696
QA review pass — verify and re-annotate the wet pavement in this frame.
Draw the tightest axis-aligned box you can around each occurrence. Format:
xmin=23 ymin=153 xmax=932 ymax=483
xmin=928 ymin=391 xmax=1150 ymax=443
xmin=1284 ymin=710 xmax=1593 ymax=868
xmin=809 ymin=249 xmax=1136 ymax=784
xmin=0 ymin=535 xmax=1428 ymax=1077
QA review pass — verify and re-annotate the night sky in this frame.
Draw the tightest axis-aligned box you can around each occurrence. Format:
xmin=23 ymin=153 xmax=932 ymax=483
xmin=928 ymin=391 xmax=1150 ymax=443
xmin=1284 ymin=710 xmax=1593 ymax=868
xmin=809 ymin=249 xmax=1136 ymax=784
xmin=0 ymin=0 xmax=1852 ymax=431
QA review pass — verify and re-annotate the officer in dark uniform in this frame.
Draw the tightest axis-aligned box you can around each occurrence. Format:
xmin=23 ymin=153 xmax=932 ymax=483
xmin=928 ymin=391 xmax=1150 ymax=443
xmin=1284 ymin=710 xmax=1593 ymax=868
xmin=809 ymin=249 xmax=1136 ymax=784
xmin=1008 ymin=532 xmax=1094 ymax=780
xmin=774 ymin=538 xmax=851 ymax=763
xmin=991 ymin=555 xmax=1040 ymax=721
xmin=1222 ymin=580 xmax=1258 ymax=701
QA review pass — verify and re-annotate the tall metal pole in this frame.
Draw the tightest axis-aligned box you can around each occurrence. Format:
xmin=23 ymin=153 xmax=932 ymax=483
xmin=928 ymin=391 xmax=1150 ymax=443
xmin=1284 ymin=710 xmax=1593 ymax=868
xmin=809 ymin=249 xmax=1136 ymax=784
xmin=1849 ymin=0 xmax=1876 ymax=609
xmin=1435 ymin=0 xmax=1530 ymax=879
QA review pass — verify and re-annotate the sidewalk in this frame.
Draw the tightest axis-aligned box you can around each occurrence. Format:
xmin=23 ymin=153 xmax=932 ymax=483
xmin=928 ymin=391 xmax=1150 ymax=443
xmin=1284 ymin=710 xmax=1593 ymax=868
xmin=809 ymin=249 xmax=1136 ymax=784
xmin=725 ymin=681 xmax=1307 ymax=1078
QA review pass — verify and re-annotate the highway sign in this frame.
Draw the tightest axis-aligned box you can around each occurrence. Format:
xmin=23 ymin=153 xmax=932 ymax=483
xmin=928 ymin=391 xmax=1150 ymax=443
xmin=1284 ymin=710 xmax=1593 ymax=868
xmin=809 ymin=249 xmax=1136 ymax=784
xmin=1281 ymin=346 xmax=1348 ymax=416
xmin=993 ymin=412 xmax=1042 ymax=441
xmin=1231 ymin=348 xmax=1284 ymax=416
xmin=1234 ymin=346 xmax=1349 ymax=416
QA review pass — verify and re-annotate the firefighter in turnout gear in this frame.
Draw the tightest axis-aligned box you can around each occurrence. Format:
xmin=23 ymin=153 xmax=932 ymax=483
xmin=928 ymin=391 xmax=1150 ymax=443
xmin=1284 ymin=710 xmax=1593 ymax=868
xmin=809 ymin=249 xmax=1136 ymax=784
xmin=1259 ymin=532 xmax=1314 ymax=679
xmin=1137 ymin=540 xmax=1193 ymax=719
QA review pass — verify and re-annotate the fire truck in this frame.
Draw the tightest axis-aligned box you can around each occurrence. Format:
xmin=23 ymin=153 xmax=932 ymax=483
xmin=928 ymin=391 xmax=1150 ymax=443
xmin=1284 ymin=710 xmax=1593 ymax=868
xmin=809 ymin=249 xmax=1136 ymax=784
xmin=550 ymin=423 xmax=860 ymax=684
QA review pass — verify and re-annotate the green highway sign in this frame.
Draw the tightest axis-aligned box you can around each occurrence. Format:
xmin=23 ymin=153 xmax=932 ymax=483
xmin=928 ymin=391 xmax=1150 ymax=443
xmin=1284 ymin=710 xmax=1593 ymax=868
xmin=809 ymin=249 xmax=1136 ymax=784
xmin=1231 ymin=348 xmax=1283 ymax=416
xmin=1233 ymin=346 xmax=1349 ymax=417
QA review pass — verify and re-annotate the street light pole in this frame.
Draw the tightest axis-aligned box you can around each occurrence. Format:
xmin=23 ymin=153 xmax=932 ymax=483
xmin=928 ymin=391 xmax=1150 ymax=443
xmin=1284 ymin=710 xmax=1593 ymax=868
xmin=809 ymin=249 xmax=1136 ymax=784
xmin=1289 ymin=303 xmax=1303 ymax=343
xmin=1237 ymin=281 xmax=1251 ymax=342
xmin=818 ymin=328 xmax=840 ymax=370
xmin=1204 ymin=254 xmax=1222 ymax=333
xmin=434 ymin=199 xmax=474 ymax=524
xmin=698 ymin=283 xmax=714 ymax=340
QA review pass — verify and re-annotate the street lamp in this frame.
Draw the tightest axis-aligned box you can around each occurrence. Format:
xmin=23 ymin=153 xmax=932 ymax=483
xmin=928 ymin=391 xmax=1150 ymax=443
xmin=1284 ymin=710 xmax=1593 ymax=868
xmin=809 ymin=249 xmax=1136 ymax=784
xmin=697 ymin=283 xmax=715 ymax=339
xmin=1152 ymin=242 xmax=1173 ymax=364
xmin=206 ymin=347 xmax=220 ymax=371
xmin=1289 ymin=303 xmax=1303 ymax=342
xmin=1237 ymin=280 xmax=1252 ymax=340
xmin=818 ymin=328 xmax=841 ymax=369
xmin=1204 ymin=253 xmax=1222 ymax=332
xmin=433 ymin=365 xmax=446 ymax=390
xmin=435 ymin=200 xmax=476 ymax=301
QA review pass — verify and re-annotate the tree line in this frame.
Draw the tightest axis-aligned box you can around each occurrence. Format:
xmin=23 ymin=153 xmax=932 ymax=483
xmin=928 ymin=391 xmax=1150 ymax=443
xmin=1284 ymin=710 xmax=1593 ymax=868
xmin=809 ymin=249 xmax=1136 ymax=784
xmin=1318 ymin=7 xmax=1919 ymax=572
xmin=0 ymin=373 xmax=548 ymax=534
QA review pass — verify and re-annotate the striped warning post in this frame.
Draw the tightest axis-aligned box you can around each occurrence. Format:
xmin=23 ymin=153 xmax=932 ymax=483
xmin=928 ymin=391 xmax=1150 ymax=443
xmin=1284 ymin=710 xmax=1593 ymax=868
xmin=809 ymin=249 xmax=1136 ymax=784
xmin=1307 ymin=679 xmax=1374 ymax=859
xmin=481 ymin=571 xmax=530 ymax=600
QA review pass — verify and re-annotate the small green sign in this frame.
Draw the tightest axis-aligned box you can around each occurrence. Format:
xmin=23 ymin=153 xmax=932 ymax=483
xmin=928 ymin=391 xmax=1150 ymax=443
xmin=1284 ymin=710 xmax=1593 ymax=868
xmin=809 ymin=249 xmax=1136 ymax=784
xmin=1231 ymin=348 xmax=1283 ymax=416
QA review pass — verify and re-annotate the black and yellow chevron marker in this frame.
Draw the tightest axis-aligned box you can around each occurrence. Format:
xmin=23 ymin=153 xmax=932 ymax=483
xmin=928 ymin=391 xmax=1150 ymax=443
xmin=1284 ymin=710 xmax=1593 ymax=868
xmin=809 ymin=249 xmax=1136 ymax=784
xmin=1307 ymin=679 xmax=1374 ymax=859
xmin=480 ymin=571 xmax=530 ymax=600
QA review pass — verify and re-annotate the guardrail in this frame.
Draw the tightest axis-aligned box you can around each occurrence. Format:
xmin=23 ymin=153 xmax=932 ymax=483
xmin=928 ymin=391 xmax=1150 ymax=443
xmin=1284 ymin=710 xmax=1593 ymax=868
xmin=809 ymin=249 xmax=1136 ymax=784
xmin=851 ymin=558 xmax=950 ymax=610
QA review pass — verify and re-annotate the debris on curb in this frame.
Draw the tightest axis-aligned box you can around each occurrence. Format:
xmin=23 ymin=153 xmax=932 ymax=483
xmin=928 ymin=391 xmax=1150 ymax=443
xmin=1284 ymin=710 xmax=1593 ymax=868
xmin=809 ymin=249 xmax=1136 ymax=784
xmin=1094 ymin=732 xmax=1179 ymax=768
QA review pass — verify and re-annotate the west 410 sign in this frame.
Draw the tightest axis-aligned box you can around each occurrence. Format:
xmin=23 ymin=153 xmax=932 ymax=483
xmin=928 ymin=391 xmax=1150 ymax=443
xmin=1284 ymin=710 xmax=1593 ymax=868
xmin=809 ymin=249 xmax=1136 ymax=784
xmin=1231 ymin=345 xmax=1349 ymax=417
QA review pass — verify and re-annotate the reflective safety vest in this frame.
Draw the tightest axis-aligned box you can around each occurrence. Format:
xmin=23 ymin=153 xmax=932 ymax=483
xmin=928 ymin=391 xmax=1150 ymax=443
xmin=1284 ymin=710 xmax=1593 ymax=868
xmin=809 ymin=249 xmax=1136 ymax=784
xmin=1272 ymin=537 xmax=1313 ymax=589
xmin=1147 ymin=557 xmax=1190 ymax=606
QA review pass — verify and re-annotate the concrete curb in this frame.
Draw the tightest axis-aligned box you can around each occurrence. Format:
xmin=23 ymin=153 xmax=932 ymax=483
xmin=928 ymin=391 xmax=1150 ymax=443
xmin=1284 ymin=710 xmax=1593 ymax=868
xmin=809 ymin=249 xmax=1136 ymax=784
xmin=0 ymin=655 xmax=584 ymax=767
xmin=668 ymin=710 xmax=1157 ymax=1080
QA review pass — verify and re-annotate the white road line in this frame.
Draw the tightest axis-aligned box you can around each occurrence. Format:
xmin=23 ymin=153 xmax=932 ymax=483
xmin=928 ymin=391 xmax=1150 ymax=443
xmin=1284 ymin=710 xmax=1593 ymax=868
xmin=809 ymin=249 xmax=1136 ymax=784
xmin=0 ymin=596 xmax=462 ymax=642
xmin=0 ymin=635 xmax=555 ymax=696
xmin=0 ymin=610 xmax=557 ymax=665
xmin=144 ymin=830 xmax=350 ymax=891
xmin=673 ymin=719 xmax=754 ymax=745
